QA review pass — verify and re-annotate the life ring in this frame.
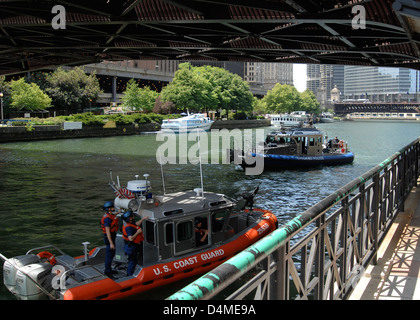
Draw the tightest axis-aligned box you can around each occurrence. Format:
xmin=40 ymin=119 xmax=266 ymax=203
xmin=37 ymin=251 xmax=56 ymax=265
xmin=339 ymin=140 xmax=344 ymax=148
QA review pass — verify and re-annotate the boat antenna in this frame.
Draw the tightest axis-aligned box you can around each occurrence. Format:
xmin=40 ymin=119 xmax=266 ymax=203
xmin=159 ymin=152 xmax=167 ymax=195
xmin=109 ymin=169 xmax=113 ymax=181
xmin=197 ymin=128 xmax=205 ymax=206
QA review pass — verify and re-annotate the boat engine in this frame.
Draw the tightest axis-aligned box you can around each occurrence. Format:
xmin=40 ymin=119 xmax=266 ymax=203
xmin=15 ymin=263 xmax=55 ymax=300
xmin=3 ymin=254 xmax=39 ymax=294
xmin=3 ymin=254 xmax=55 ymax=300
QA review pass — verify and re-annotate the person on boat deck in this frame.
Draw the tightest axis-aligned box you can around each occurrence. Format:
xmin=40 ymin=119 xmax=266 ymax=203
xmin=101 ymin=201 xmax=121 ymax=278
xmin=122 ymin=211 xmax=149 ymax=276
xmin=195 ymin=218 xmax=208 ymax=246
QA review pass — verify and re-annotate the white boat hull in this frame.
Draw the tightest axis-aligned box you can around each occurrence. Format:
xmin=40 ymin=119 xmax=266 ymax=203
xmin=161 ymin=122 xmax=213 ymax=133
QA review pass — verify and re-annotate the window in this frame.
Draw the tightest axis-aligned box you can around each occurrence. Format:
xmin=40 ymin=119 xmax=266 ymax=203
xmin=145 ymin=221 xmax=155 ymax=245
xmin=177 ymin=221 xmax=193 ymax=242
xmin=309 ymin=138 xmax=315 ymax=146
xmin=163 ymin=208 xmax=184 ymax=216
xmin=212 ymin=210 xmax=231 ymax=233
xmin=165 ymin=223 xmax=173 ymax=244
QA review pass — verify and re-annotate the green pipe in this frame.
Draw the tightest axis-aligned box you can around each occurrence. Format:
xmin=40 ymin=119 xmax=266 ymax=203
xmin=167 ymin=221 xmax=296 ymax=300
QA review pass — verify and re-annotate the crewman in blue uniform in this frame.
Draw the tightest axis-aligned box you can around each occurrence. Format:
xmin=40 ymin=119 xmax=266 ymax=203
xmin=122 ymin=211 xmax=149 ymax=276
xmin=100 ymin=201 xmax=120 ymax=278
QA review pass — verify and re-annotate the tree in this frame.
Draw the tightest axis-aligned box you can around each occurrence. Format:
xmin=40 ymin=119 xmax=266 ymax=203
xmin=121 ymin=79 xmax=142 ymax=111
xmin=300 ymin=89 xmax=320 ymax=114
xmin=153 ymin=96 xmax=175 ymax=114
xmin=198 ymin=65 xmax=254 ymax=116
xmin=160 ymin=62 xmax=217 ymax=113
xmin=45 ymin=67 xmax=102 ymax=114
xmin=121 ymin=79 xmax=159 ymax=112
xmin=262 ymin=84 xmax=302 ymax=114
xmin=0 ymin=76 xmax=11 ymax=117
xmin=160 ymin=63 xmax=254 ymax=116
xmin=252 ymin=97 xmax=266 ymax=116
xmin=9 ymin=78 xmax=52 ymax=111
xmin=138 ymin=86 xmax=159 ymax=112
xmin=228 ymin=74 xmax=254 ymax=113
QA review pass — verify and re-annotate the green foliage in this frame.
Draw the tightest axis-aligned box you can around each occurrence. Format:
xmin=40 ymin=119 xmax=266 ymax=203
xmin=121 ymin=79 xmax=159 ymax=112
xmin=160 ymin=63 xmax=216 ymax=112
xmin=60 ymin=112 xmax=104 ymax=127
xmin=262 ymin=83 xmax=301 ymax=114
xmin=12 ymin=117 xmax=65 ymax=126
xmin=160 ymin=62 xmax=253 ymax=114
xmin=9 ymin=78 xmax=52 ymax=111
xmin=258 ymin=84 xmax=321 ymax=115
xmin=0 ymin=76 xmax=11 ymax=109
xmin=108 ymin=114 xmax=133 ymax=126
xmin=8 ymin=112 xmax=181 ymax=127
xmin=252 ymin=97 xmax=267 ymax=115
xmin=45 ymin=67 xmax=102 ymax=114
xmin=130 ymin=112 xmax=181 ymax=124
xmin=300 ymin=89 xmax=321 ymax=114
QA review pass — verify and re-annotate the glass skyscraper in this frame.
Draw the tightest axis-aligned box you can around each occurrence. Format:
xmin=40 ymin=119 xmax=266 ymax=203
xmin=307 ymin=64 xmax=419 ymax=103
xmin=343 ymin=66 xmax=416 ymax=97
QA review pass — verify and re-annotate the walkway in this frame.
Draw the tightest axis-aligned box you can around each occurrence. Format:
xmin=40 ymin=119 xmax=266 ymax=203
xmin=349 ymin=179 xmax=420 ymax=300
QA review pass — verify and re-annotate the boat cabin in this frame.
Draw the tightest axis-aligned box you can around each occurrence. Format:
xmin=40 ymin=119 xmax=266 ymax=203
xmin=114 ymin=188 xmax=238 ymax=266
xmin=265 ymin=127 xmax=324 ymax=156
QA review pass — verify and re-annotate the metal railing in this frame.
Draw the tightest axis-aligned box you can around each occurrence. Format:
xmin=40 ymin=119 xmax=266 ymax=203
xmin=168 ymin=138 xmax=420 ymax=300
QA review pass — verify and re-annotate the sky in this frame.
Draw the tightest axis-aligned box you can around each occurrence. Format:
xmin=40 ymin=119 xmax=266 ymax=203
xmin=293 ymin=64 xmax=307 ymax=92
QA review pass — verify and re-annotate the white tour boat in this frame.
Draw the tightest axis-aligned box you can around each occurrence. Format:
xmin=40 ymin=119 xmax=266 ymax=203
xmin=161 ymin=113 xmax=214 ymax=132
xmin=270 ymin=111 xmax=310 ymax=127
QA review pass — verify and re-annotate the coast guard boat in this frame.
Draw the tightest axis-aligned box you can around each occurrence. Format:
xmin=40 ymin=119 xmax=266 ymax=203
xmin=161 ymin=113 xmax=214 ymax=133
xmin=231 ymin=126 xmax=354 ymax=170
xmin=1 ymin=172 xmax=277 ymax=300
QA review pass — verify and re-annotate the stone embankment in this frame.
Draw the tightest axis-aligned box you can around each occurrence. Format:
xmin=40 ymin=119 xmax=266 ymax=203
xmin=0 ymin=119 xmax=270 ymax=143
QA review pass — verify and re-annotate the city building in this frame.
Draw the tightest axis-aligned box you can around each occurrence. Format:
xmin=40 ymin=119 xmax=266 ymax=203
xmin=307 ymin=64 xmax=344 ymax=106
xmin=307 ymin=64 xmax=420 ymax=106
xmin=343 ymin=66 xmax=419 ymax=102
xmin=244 ymin=62 xmax=294 ymax=91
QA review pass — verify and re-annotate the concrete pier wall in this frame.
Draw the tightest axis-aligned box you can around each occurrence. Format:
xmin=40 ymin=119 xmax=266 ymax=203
xmin=0 ymin=119 xmax=270 ymax=143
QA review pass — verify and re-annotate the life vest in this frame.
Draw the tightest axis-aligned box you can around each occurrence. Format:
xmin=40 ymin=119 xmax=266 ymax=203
xmin=100 ymin=212 xmax=119 ymax=234
xmin=123 ymin=223 xmax=144 ymax=244
xmin=195 ymin=227 xmax=205 ymax=237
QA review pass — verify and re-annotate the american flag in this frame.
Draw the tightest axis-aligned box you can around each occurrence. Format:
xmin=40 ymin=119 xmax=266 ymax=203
xmin=109 ymin=183 xmax=135 ymax=199
xmin=119 ymin=187 xmax=135 ymax=199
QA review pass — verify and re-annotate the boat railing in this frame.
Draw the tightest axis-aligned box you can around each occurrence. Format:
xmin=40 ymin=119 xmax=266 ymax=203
xmin=168 ymin=137 xmax=420 ymax=300
xmin=25 ymin=244 xmax=66 ymax=256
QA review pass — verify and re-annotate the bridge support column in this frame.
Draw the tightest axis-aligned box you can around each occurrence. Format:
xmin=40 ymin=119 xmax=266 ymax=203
xmin=112 ymin=76 xmax=117 ymax=104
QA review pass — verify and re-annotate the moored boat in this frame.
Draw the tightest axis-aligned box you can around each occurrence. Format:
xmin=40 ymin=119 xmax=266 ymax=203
xmin=319 ymin=112 xmax=334 ymax=123
xmin=161 ymin=113 xmax=214 ymax=132
xmin=270 ymin=111 xmax=311 ymax=127
xmin=230 ymin=126 xmax=354 ymax=170
xmin=1 ymin=173 xmax=277 ymax=300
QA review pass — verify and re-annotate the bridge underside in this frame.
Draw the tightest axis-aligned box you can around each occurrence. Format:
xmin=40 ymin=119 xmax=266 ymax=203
xmin=1 ymin=0 xmax=420 ymax=76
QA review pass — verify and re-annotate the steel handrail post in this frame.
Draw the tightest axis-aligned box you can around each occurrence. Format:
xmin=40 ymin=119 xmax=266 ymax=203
xmin=372 ymin=172 xmax=380 ymax=266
